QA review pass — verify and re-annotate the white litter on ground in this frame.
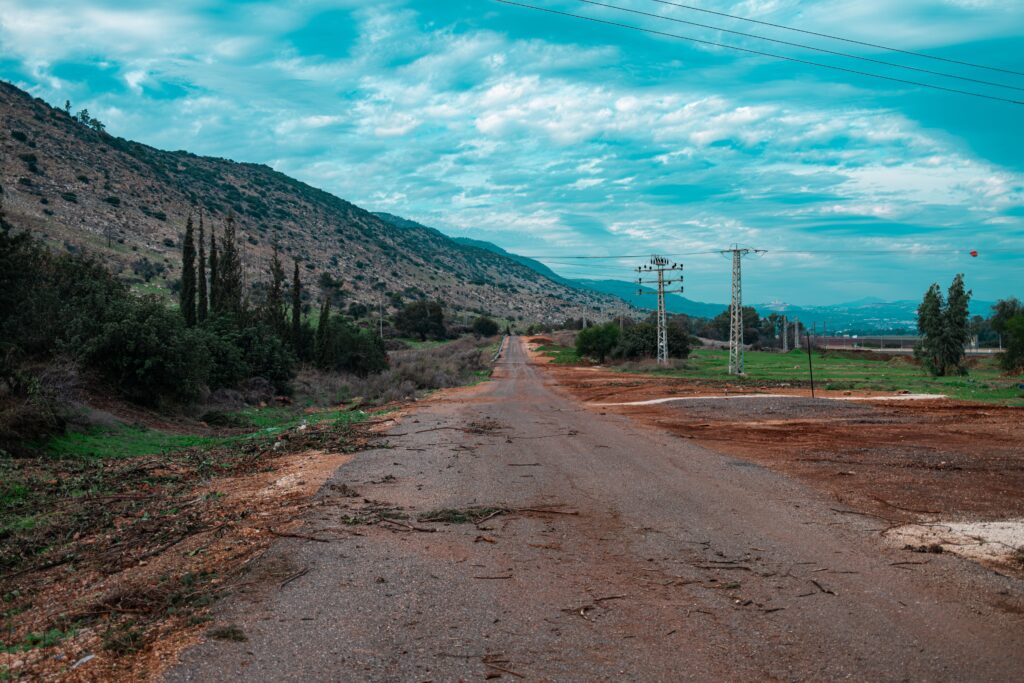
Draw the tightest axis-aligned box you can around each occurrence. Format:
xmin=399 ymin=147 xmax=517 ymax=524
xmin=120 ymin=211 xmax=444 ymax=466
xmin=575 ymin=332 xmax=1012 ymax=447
xmin=594 ymin=393 xmax=946 ymax=407
xmin=886 ymin=519 xmax=1024 ymax=568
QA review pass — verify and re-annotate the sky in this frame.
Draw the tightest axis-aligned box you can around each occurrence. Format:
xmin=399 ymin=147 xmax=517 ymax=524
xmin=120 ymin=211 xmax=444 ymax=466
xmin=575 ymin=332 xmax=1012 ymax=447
xmin=1 ymin=0 xmax=1022 ymax=305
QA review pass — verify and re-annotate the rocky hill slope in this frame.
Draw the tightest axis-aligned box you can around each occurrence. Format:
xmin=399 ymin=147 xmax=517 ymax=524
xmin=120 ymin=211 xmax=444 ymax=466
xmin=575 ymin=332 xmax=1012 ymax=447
xmin=0 ymin=81 xmax=627 ymax=324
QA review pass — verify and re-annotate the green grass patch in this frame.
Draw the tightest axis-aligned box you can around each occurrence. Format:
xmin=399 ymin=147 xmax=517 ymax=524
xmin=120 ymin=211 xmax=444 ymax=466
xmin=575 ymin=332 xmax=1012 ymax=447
xmin=635 ymin=349 xmax=1024 ymax=406
xmin=2 ymin=628 xmax=74 ymax=653
xmin=537 ymin=344 xmax=580 ymax=364
xmin=43 ymin=406 xmax=372 ymax=461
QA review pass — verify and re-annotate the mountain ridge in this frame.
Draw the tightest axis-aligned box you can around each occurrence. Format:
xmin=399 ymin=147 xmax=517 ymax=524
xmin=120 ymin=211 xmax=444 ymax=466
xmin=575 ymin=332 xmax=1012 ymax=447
xmin=0 ymin=81 xmax=628 ymax=325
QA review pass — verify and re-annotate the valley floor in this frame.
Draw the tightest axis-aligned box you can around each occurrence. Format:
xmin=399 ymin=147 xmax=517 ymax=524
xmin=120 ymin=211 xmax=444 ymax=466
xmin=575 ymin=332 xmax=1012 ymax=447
xmin=161 ymin=337 xmax=1023 ymax=682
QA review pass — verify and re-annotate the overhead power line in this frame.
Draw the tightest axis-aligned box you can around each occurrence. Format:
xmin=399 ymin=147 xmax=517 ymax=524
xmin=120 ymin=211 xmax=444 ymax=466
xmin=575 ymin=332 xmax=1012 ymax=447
xmin=575 ymin=0 xmax=1024 ymax=92
xmin=641 ymin=0 xmax=1024 ymax=77
xmin=493 ymin=0 xmax=1024 ymax=105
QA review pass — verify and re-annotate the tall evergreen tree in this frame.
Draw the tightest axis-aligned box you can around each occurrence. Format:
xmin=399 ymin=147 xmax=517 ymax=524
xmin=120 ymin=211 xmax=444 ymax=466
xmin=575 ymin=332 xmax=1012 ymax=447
xmin=262 ymin=244 xmax=287 ymax=336
xmin=180 ymin=214 xmax=197 ymax=327
xmin=943 ymin=273 xmax=972 ymax=375
xmin=291 ymin=259 xmax=302 ymax=350
xmin=197 ymin=211 xmax=208 ymax=322
xmin=208 ymin=224 xmax=219 ymax=313
xmin=315 ymin=296 xmax=332 ymax=367
xmin=215 ymin=213 xmax=243 ymax=315
xmin=915 ymin=283 xmax=944 ymax=375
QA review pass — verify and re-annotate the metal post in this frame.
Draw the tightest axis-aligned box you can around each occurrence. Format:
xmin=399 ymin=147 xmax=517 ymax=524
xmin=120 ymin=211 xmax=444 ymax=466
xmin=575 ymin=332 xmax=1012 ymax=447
xmin=806 ymin=333 xmax=816 ymax=398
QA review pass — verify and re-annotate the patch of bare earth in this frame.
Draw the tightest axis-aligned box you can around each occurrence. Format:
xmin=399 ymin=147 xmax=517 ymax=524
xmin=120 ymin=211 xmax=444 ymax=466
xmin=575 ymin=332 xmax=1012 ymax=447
xmin=539 ymin=359 xmax=1024 ymax=575
xmin=0 ymin=412 xmax=400 ymax=682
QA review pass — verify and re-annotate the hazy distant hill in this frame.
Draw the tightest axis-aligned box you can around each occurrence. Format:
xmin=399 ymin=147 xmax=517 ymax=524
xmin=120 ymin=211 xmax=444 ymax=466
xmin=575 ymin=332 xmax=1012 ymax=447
xmin=385 ymin=228 xmax=1001 ymax=332
xmin=0 ymin=80 xmax=627 ymax=324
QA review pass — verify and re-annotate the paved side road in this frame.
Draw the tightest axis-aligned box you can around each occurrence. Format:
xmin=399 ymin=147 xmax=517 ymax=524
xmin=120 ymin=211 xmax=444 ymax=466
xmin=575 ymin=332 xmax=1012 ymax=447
xmin=165 ymin=336 xmax=1024 ymax=682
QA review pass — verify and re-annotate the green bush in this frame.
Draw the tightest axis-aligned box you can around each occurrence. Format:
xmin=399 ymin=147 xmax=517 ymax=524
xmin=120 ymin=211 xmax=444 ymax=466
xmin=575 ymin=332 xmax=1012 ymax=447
xmin=576 ymin=323 xmax=620 ymax=363
xmin=472 ymin=316 xmax=500 ymax=338
xmin=617 ymin=321 xmax=691 ymax=360
xmin=81 ymin=298 xmax=209 ymax=405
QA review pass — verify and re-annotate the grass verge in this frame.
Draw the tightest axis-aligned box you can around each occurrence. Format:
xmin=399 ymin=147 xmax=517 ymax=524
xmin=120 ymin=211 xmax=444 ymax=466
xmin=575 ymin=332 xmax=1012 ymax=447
xmin=632 ymin=349 xmax=1024 ymax=405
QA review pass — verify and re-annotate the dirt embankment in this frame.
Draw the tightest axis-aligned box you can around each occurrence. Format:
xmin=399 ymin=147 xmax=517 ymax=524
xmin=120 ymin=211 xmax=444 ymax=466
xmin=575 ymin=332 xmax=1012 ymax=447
xmin=539 ymin=360 xmax=1024 ymax=574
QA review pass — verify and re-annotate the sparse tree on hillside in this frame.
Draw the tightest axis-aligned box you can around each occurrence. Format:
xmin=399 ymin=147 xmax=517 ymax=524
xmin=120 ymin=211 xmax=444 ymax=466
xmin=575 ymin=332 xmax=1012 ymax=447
xmin=214 ymin=213 xmax=243 ymax=315
xmin=262 ymin=244 xmax=287 ymax=336
xmin=208 ymin=224 xmax=219 ymax=313
xmin=63 ymin=100 xmax=72 ymax=115
xmin=197 ymin=212 xmax=208 ymax=322
xmin=180 ymin=214 xmax=197 ymax=327
xmin=291 ymin=259 xmax=302 ymax=351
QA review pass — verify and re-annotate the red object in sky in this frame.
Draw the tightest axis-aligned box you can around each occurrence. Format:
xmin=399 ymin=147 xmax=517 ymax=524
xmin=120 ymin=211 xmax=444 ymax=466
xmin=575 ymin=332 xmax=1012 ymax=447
xmin=970 ymin=250 xmax=979 ymax=257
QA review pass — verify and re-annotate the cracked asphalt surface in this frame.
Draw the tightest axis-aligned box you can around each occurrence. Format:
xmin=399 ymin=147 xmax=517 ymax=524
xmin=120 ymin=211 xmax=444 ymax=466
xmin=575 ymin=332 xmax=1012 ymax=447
xmin=164 ymin=337 xmax=1023 ymax=682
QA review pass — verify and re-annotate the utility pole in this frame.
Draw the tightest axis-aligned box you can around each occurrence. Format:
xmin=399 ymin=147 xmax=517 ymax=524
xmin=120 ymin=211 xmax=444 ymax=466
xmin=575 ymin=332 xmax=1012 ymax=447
xmin=794 ymin=317 xmax=801 ymax=350
xmin=721 ymin=245 xmax=765 ymax=375
xmin=782 ymin=316 xmax=789 ymax=353
xmin=636 ymin=256 xmax=683 ymax=365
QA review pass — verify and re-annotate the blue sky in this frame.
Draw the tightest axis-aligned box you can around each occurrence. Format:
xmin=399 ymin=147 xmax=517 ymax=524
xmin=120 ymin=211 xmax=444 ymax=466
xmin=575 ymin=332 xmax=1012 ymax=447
xmin=1 ymin=0 xmax=1022 ymax=305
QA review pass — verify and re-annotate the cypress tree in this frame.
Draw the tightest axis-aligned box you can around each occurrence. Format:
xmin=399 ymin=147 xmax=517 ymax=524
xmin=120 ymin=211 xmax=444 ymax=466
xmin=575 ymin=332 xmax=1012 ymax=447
xmin=263 ymin=244 xmax=287 ymax=337
xmin=315 ymin=296 xmax=332 ymax=368
xmin=291 ymin=259 xmax=302 ymax=351
xmin=197 ymin=211 xmax=208 ymax=322
xmin=180 ymin=214 xmax=197 ymax=327
xmin=215 ymin=213 xmax=243 ymax=315
xmin=208 ymin=224 xmax=219 ymax=314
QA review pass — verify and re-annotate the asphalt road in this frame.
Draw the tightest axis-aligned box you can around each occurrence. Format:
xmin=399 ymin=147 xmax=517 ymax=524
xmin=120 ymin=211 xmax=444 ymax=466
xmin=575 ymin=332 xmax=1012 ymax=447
xmin=165 ymin=336 xmax=1024 ymax=682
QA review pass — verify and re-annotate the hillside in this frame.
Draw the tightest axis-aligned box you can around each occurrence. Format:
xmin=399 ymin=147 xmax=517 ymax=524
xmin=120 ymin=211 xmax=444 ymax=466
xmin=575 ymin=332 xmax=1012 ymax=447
xmin=0 ymin=81 xmax=627 ymax=324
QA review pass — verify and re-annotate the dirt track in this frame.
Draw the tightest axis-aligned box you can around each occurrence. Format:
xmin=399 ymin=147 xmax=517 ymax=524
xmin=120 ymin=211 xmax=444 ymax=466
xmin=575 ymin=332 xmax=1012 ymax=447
xmin=163 ymin=337 xmax=1024 ymax=682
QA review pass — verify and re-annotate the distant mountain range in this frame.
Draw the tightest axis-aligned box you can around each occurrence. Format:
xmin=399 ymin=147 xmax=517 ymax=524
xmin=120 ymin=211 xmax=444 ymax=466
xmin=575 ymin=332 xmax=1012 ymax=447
xmin=427 ymin=233 xmax=998 ymax=333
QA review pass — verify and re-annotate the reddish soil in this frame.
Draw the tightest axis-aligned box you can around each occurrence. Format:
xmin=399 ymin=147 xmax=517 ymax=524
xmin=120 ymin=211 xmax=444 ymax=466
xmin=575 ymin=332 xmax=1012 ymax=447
xmin=540 ymin=361 xmax=1024 ymax=524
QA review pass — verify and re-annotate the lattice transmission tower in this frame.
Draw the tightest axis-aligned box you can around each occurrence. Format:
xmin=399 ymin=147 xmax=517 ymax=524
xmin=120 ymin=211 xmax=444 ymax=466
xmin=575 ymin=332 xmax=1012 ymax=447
xmin=636 ymin=256 xmax=684 ymax=365
xmin=720 ymin=245 xmax=765 ymax=375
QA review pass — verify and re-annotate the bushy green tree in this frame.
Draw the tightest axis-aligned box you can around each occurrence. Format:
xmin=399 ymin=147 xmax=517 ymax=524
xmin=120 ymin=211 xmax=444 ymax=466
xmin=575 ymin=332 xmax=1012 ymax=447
xmin=81 ymin=298 xmax=210 ymax=405
xmin=472 ymin=316 xmax=500 ymax=338
xmin=915 ymin=283 xmax=945 ymax=375
xmin=315 ymin=314 xmax=388 ymax=376
xmin=1000 ymin=315 xmax=1024 ymax=374
xmin=711 ymin=306 xmax=760 ymax=344
xmin=617 ymin=319 xmax=691 ymax=360
xmin=395 ymin=300 xmax=446 ymax=341
xmin=576 ymin=322 xmax=619 ymax=362
xmin=915 ymin=275 xmax=972 ymax=376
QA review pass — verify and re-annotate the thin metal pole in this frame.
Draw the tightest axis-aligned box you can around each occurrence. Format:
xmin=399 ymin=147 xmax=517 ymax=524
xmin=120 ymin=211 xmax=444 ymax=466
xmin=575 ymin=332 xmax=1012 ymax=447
xmin=806 ymin=332 xmax=816 ymax=398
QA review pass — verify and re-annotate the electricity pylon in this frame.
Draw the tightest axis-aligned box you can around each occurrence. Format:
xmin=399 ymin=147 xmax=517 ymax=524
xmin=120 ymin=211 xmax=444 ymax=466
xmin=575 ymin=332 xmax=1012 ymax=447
xmin=721 ymin=245 xmax=765 ymax=375
xmin=636 ymin=256 xmax=684 ymax=365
